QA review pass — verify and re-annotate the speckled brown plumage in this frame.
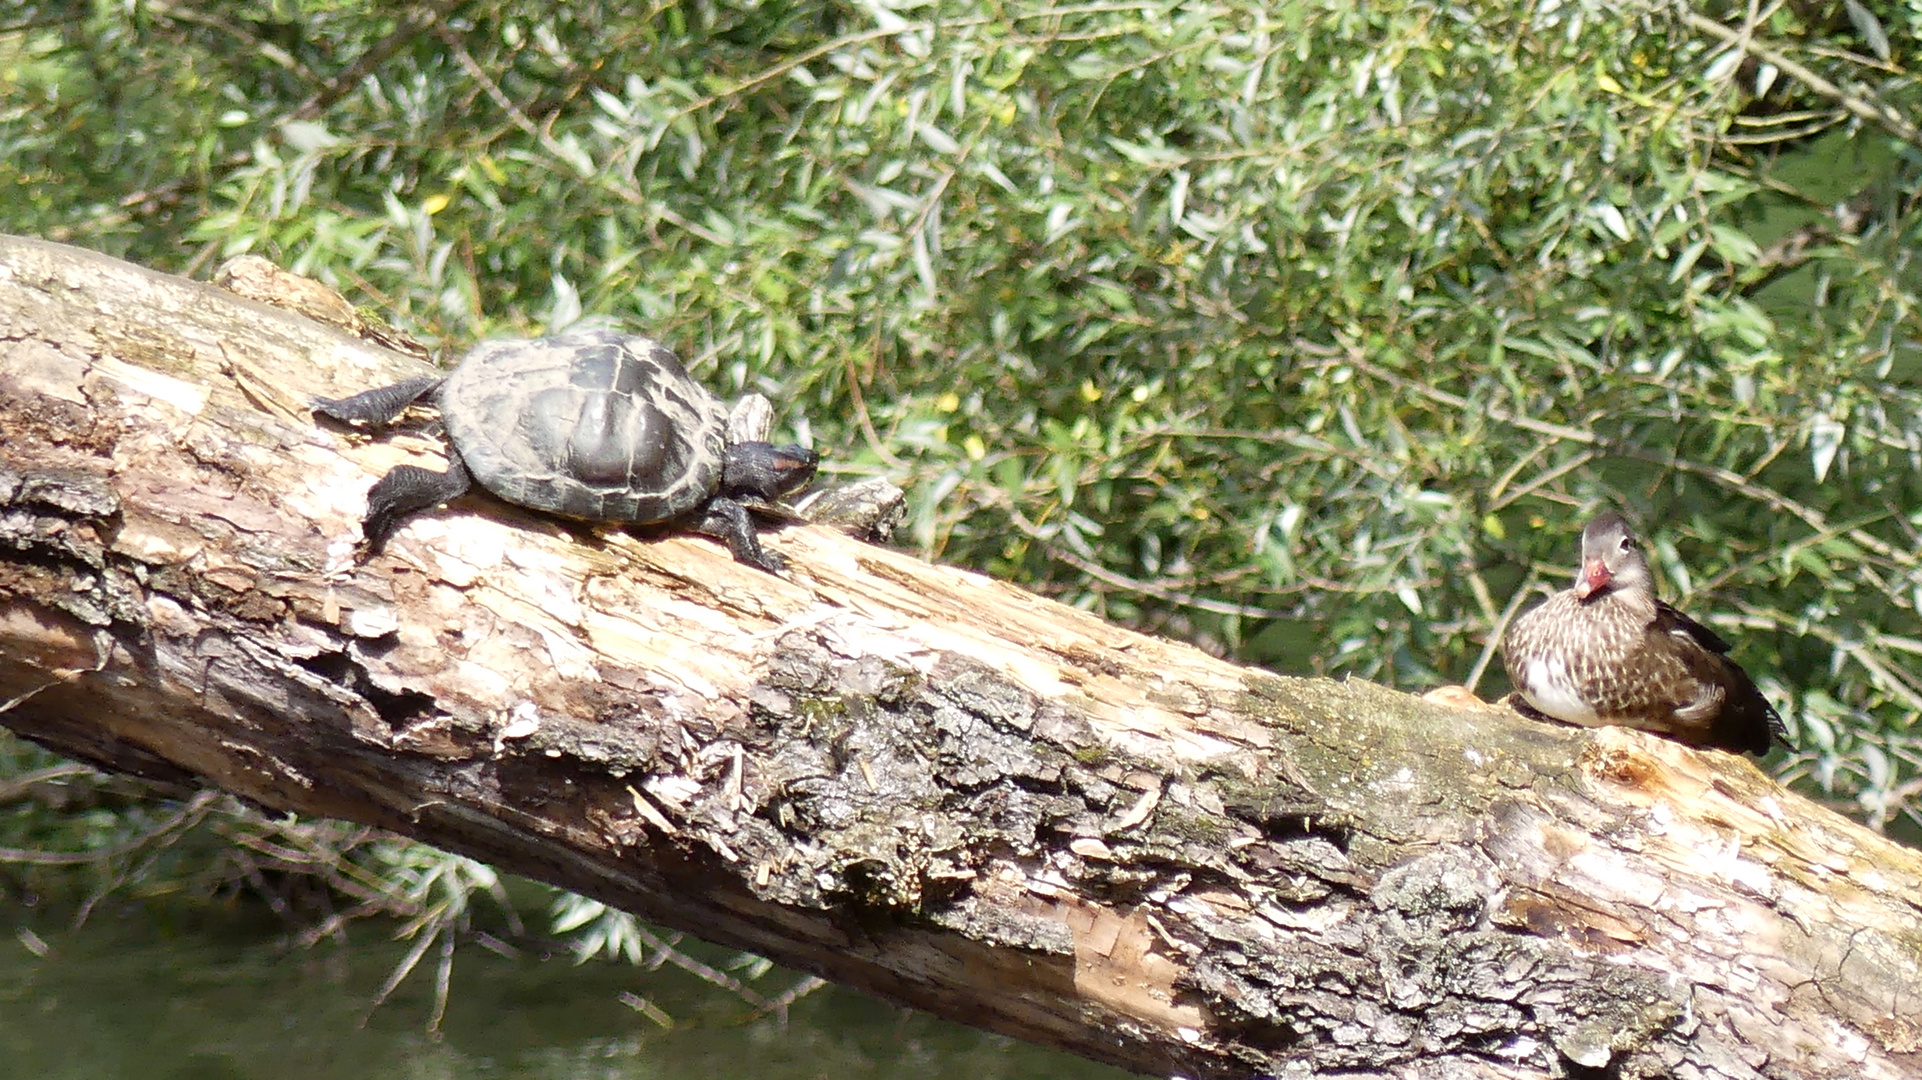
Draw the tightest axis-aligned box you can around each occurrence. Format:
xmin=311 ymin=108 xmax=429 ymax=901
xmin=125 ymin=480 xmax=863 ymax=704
xmin=1499 ymin=512 xmax=1786 ymax=755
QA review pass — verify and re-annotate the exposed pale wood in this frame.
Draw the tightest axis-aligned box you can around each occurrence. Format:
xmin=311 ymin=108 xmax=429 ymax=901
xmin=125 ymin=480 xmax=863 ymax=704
xmin=2 ymin=234 xmax=1919 ymax=1079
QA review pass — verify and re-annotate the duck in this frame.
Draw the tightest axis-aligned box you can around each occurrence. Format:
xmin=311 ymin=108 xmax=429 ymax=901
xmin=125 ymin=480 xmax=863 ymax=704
xmin=1500 ymin=511 xmax=1787 ymax=755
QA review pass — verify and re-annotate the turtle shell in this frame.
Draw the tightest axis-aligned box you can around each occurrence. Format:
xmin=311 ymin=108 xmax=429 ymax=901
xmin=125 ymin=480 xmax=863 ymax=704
xmin=439 ymin=329 xmax=728 ymax=524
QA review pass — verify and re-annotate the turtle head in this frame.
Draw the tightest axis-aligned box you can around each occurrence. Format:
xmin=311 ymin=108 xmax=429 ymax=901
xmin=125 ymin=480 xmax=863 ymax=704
xmin=1574 ymin=511 xmax=1651 ymax=600
xmin=723 ymin=442 xmax=819 ymax=501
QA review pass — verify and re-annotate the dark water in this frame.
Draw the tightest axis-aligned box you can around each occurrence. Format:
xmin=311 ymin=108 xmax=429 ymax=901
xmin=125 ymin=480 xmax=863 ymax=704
xmin=0 ymin=909 xmax=1136 ymax=1080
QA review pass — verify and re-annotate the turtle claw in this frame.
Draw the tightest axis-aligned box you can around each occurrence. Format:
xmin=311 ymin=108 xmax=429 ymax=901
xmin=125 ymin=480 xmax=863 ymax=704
xmin=698 ymin=497 xmax=787 ymax=575
xmin=357 ymin=456 xmax=472 ymax=555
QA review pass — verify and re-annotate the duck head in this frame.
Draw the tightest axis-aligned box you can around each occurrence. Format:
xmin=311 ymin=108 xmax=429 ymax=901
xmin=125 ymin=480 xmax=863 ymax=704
xmin=1574 ymin=511 xmax=1653 ymax=601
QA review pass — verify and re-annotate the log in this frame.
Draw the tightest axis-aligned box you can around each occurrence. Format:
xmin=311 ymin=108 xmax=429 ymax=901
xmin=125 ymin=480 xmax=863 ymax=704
xmin=1 ymin=234 xmax=1918 ymax=1079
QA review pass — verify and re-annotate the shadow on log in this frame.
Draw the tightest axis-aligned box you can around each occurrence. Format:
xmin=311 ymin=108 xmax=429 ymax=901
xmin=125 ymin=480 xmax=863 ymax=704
xmin=1 ymin=234 xmax=1919 ymax=1079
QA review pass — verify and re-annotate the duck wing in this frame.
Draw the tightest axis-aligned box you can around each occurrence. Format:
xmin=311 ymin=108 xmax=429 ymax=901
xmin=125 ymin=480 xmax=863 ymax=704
xmin=1652 ymin=600 xmax=1785 ymax=754
xmin=1654 ymin=599 xmax=1733 ymax=655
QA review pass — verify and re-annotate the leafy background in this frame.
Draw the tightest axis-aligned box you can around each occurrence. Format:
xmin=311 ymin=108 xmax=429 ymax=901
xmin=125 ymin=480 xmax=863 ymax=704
xmin=2 ymin=0 xmax=1920 ymax=1035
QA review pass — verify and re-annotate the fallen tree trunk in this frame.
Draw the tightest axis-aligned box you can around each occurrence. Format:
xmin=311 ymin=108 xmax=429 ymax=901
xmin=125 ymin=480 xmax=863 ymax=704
xmin=1 ymin=234 xmax=1918 ymax=1079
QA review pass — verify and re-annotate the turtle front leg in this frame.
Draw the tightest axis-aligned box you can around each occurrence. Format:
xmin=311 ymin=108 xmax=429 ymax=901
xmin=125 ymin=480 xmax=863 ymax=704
xmin=695 ymin=497 xmax=786 ymax=574
xmin=361 ymin=453 xmax=472 ymax=555
xmin=313 ymin=375 xmax=443 ymax=426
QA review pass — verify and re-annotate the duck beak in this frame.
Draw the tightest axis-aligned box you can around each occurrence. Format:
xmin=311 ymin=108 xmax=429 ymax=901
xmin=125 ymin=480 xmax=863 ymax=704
xmin=1574 ymin=558 xmax=1612 ymax=600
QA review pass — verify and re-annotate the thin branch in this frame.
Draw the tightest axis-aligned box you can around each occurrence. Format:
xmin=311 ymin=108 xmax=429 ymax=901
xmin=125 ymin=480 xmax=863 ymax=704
xmin=973 ymin=488 xmax=1307 ymax=620
xmin=0 ymin=791 xmax=215 ymax=866
xmin=844 ymin=339 xmax=905 ymax=469
xmin=296 ymin=0 xmax=466 ymax=120
xmin=431 ymin=22 xmax=737 ymax=247
xmin=1465 ymin=571 xmax=1537 ymax=695
xmin=362 ymin=918 xmax=443 ymax=1026
xmin=429 ymin=926 xmax=456 ymax=1034
xmin=145 ymin=0 xmax=317 ymax=82
xmin=0 ymin=10 xmax=84 ymax=34
xmin=0 ymin=763 xmax=96 ymax=804
xmin=746 ymin=974 xmax=828 ymax=1026
xmin=1680 ymin=9 xmax=1922 ymax=150
xmin=1625 ymin=450 xmax=1903 ymax=562
xmin=1723 ymin=606 xmax=1922 ymax=715
xmin=1337 ymin=353 xmax=1601 ymax=447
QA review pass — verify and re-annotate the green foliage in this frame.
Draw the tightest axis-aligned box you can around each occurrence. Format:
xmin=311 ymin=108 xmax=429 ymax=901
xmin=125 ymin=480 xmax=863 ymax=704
xmin=4 ymin=0 xmax=1922 ymax=847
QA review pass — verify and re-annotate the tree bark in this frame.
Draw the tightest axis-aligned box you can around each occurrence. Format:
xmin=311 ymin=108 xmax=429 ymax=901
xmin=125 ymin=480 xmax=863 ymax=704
xmin=1 ymin=233 xmax=1918 ymax=1080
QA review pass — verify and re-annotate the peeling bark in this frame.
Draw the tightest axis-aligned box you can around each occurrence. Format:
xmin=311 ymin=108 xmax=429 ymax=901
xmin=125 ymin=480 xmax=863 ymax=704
xmin=1 ymin=234 xmax=1919 ymax=1080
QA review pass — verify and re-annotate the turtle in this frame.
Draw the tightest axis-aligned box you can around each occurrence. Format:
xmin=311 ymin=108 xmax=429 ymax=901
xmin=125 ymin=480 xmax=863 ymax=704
xmin=311 ymin=328 xmax=818 ymax=574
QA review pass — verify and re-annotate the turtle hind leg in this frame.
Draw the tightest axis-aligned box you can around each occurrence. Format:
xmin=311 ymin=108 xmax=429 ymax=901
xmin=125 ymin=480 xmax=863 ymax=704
xmin=361 ymin=454 xmax=471 ymax=556
xmin=313 ymin=375 xmax=443 ymax=426
xmin=694 ymin=497 xmax=786 ymax=574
